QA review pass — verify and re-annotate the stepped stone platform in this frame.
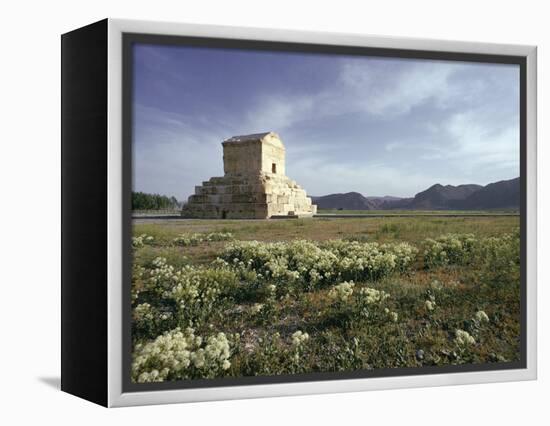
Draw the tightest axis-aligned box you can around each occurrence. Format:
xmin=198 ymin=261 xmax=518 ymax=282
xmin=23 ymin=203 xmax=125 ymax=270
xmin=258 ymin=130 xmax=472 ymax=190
xmin=181 ymin=132 xmax=317 ymax=219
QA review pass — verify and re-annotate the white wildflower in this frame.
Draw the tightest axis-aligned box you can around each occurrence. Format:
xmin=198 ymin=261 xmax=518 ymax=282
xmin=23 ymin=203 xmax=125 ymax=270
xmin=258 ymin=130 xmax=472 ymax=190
xmin=455 ymin=329 xmax=476 ymax=346
xmin=328 ymin=281 xmax=355 ymax=303
xmin=425 ymin=300 xmax=435 ymax=311
xmin=291 ymin=330 xmax=310 ymax=346
xmin=358 ymin=287 xmax=390 ymax=305
xmin=250 ymin=303 xmax=264 ymax=314
xmin=475 ymin=310 xmax=489 ymax=323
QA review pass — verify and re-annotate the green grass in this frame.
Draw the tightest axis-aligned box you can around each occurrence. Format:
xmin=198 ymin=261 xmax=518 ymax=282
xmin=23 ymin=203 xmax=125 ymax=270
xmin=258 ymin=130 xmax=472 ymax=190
xmin=131 ymin=216 xmax=520 ymax=383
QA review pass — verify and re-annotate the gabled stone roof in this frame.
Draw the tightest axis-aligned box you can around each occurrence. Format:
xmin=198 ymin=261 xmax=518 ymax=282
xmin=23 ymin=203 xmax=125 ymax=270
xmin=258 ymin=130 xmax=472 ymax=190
xmin=223 ymin=132 xmax=279 ymax=144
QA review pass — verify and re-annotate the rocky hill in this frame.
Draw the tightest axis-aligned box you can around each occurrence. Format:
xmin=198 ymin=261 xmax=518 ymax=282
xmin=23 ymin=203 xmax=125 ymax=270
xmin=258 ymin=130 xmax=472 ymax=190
xmin=313 ymin=177 xmax=519 ymax=211
xmin=457 ymin=177 xmax=520 ymax=209
xmin=310 ymin=192 xmax=377 ymax=210
xmin=408 ymin=183 xmax=482 ymax=210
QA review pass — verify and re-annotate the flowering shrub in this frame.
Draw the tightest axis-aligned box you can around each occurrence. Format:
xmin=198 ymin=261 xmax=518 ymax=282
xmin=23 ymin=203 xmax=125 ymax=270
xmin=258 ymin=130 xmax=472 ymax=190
xmin=132 ymin=327 xmax=232 ymax=382
xmin=350 ymin=286 xmax=392 ymax=324
xmin=134 ymin=302 xmax=154 ymax=322
xmin=253 ymin=284 xmax=278 ymax=325
xmin=135 ymin=257 xmax=239 ymax=328
xmin=132 ymin=302 xmax=169 ymax=337
xmin=291 ymin=330 xmax=310 ymax=346
xmin=476 ymin=229 xmax=520 ymax=285
xmin=173 ymin=232 xmax=234 ymax=246
xmin=423 ymin=233 xmax=477 ymax=268
xmin=321 ymin=240 xmax=418 ymax=279
xmin=328 ymin=281 xmax=355 ymax=303
xmin=220 ymin=239 xmax=418 ymax=291
xmin=240 ymin=331 xmax=314 ymax=376
xmin=325 ymin=284 xmax=392 ymax=328
xmin=131 ymin=264 xmax=146 ymax=303
xmin=289 ymin=330 xmax=311 ymax=367
xmin=357 ymin=287 xmax=390 ymax=305
xmin=385 ymin=308 xmax=399 ymax=323
xmin=250 ymin=303 xmax=264 ymax=314
xmin=385 ymin=242 xmax=419 ymax=272
xmin=220 ymin=240 xmax=337 ymax=291
xmin=424 ymin=230 xmax=521 ymax=288
xmin=475 ymin=310 xmax=490 ymax=324
xmin=132 ymin=233 xmax=154 ymax=248
xmin=455 ymin=329 xmax=476 ymax=346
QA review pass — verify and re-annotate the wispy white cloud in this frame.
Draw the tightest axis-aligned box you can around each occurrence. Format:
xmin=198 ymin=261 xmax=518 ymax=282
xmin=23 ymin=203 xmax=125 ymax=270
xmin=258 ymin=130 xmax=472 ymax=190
xmin=385 ymin=141 xmax=405 ymax=152
xmin=133 ymin=104 xmax=232 ymax=199
xmin=242 ymin=58 xmax=483 ymax=132
xmin=442 ymin=111 xmax=519 ymax=173
xmin=338 ymin=59 xmax=458 ymax=117
xmin=244 ymin=94 xmax=316 ymax=132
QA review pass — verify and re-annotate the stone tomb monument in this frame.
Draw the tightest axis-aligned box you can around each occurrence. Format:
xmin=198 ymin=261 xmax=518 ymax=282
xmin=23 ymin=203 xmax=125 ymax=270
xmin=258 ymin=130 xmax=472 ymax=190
xmin=181 ymin=132 xmax=317 ymax=219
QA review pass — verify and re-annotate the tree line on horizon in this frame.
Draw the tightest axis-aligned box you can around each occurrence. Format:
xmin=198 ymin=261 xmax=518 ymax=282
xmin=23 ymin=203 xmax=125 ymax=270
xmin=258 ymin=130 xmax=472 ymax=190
xmin=132 ymin=191 xmax=180 ymax=211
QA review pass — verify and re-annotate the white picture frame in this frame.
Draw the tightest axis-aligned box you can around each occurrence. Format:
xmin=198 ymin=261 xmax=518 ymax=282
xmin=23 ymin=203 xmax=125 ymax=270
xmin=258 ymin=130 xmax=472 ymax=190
xmin=61 ymin=18 xmax=537 ymax=407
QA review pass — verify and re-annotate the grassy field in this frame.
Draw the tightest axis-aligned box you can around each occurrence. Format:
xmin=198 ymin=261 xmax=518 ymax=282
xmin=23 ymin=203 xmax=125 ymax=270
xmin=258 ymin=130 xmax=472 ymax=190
xmin=316 ymin=208 xmax=519 ymax=215
xmin=130 ymin=216 xmax=520 ymax=383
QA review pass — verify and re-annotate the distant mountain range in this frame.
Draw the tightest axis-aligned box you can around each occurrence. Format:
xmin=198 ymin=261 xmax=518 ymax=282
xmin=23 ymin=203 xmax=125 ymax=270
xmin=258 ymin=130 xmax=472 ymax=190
xmin=311 ymin=177 xmax=520 ymax=211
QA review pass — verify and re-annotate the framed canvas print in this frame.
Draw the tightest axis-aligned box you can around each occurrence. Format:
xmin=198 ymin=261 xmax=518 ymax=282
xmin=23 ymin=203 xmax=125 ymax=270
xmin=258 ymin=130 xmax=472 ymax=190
xmin=61 ymin=18 xmax=537 ymax=407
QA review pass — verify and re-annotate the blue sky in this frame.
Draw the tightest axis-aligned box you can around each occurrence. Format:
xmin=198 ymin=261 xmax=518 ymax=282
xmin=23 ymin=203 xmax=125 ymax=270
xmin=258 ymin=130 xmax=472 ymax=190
xmin=132 ymin=43 xmax=520 ymax=200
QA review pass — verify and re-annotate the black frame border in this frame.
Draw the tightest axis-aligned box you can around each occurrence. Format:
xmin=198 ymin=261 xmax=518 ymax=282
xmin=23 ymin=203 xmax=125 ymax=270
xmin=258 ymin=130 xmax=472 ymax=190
xmin=61 ymin=19 xmax=109 ymax=406
xmin=121 ymin=33 xmax=528 ymax=394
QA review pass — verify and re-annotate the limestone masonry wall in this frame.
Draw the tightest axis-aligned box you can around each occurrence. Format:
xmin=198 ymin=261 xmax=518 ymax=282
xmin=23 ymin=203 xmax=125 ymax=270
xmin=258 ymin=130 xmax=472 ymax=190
xmin=181 ymin=132 xmax=317 ymax=219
